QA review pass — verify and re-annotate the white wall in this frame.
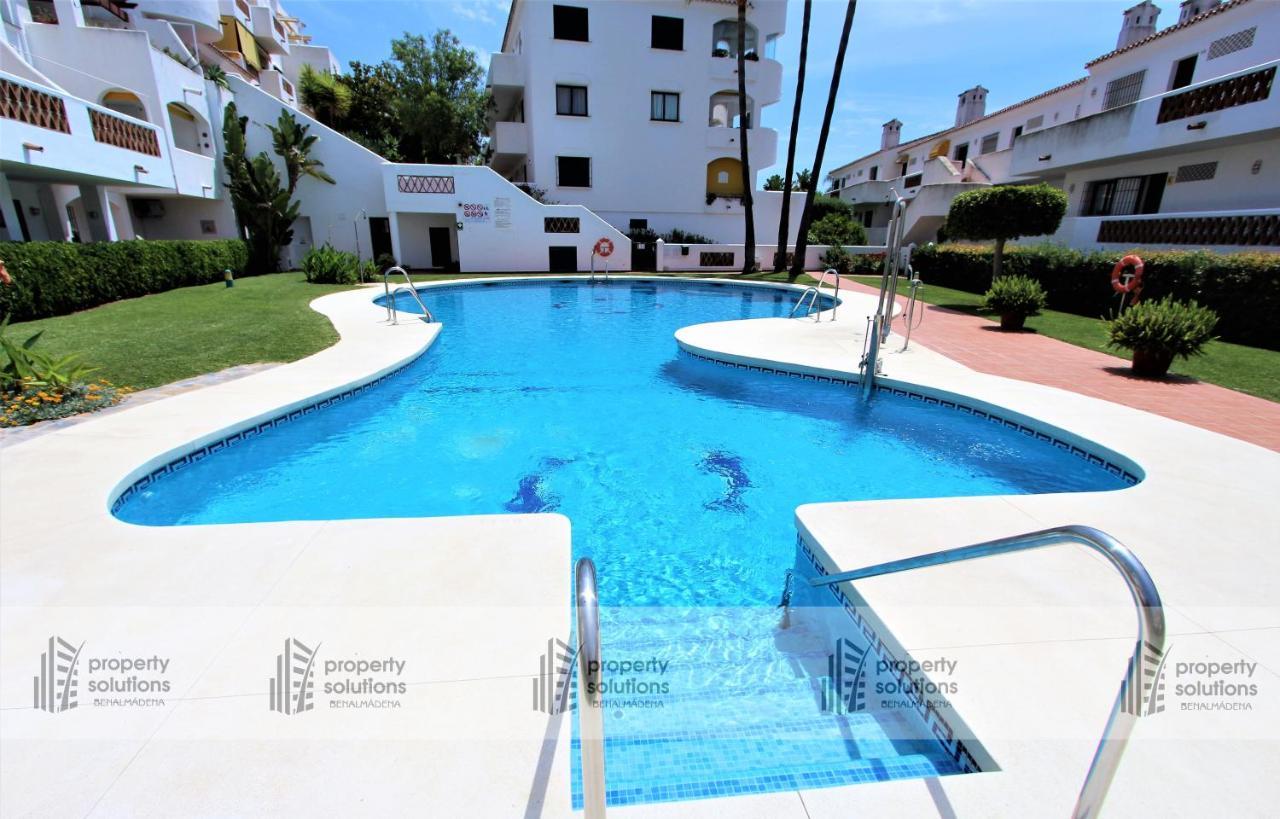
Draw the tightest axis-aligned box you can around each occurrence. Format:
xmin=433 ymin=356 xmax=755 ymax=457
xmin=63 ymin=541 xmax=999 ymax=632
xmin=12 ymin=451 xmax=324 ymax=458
xmin=658 ymin=242 xmax=882 ymax=272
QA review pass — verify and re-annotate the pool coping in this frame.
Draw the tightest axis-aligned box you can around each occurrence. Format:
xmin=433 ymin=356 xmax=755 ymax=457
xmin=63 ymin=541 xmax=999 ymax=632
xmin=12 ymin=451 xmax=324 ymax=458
xmin=1 ymin=276 xmax=1277 ymax=818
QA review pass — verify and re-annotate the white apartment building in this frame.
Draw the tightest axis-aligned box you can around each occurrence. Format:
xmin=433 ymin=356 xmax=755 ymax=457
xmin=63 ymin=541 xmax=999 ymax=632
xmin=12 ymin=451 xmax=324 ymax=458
xmin=826 ymin=0 xmax=1279 ymax=252
xmin=0 ymin=0 xmax=339 ymax=247
xmin=486 ymin=0 xmax=806 ymax=252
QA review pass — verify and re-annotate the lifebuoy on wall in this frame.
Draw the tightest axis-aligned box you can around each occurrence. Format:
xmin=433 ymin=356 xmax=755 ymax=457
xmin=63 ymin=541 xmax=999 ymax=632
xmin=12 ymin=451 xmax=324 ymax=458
xmin=1110 ymin=254 xmax=1144 ymax=297
xmin=593 ymin=238 xmax=614 ymax=258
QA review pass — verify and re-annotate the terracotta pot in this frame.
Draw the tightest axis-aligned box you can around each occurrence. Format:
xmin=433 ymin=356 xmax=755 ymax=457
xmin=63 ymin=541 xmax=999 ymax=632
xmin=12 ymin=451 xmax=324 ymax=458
xmin=999 ymin=313 xmax=1026 ymax=331
xmin=1131 ymin=347 xmax=1175 ymax=377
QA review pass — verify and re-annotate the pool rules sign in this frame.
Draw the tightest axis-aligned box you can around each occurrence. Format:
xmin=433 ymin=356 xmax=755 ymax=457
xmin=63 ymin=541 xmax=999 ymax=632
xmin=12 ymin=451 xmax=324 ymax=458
xmin=461 ymin=202 xmax=490 ymax=225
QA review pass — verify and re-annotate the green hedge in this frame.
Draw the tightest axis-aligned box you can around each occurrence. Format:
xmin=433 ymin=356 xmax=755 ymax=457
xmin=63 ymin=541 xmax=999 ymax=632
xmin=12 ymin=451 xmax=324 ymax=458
xmin=0 ymin=239 xmax=250 ymax=322
xmin=912 ymin=243 xmax=1280 ymax=349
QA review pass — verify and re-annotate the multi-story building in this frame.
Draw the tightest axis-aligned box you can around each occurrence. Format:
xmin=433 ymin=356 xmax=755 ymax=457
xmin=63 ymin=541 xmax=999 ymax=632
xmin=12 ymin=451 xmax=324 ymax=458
xmin=1 ymin=0 xmax=339 ymax=246
xmin=826 ymin=0 xmax=1279 ymax=252
xmin=486 ymin=0 xmax=803 ymax=244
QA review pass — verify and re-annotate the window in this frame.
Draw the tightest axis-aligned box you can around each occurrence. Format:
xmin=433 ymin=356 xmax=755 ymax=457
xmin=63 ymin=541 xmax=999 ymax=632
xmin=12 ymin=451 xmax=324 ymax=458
xmin=557 ymin=155 xmax=591 ymax=187
xmin=1175 ymin=161 xmax=1217 ymax=183
xmin=953 ymin=143 xmax=969 ymax=164
xmin=858 ymin=210 xmax=873 ymax=227
xmin=651 ymin=15 xmax=683 ymax=50
xmin=651 ymin=91 xmax=680 ymax=122
xmin=544 ymin=216 xmax=580 ymax=233
xmin=1170 ymin=55 xmax=1197 ymax=90
xmin=868 ymin=166 xmax=878 ymax=181
xmin=904 ymin=173 xmax=923 ymax=188
xmin=1026 ymin=114 xmax=1044 ymax=130
xmin=553 ymin=5 xmax=588 ymax=41
xmin=1012 ymin=125 xmax=1024 ymax=142
xmin=1103 ymin=70 xmax=1146 ymax=110
xmin=979 ymin=133 xmax=999 ymax=155
xmin=1081 ymin=173 xmax=1166 ymax=216
xmin=556 ymin=84 xmax=588 ymax=116
xmin=629 ymin=218 xmax=648 ymax=230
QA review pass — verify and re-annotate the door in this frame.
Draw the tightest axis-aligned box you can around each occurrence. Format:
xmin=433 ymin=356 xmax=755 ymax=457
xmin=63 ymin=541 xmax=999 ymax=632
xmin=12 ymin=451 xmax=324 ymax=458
xmin=1170 ymin=55 xmax=1197 ymax=90
xmin=428 ymin=226 xmax=454 ymax=270
xmin=290 ymin=216 xmax=313 ymax=270
xmin=369 ymin=217 xmax=393 ymax=262
xmin=11 ymin=199 xmax=30 ymax=242
xmin=953 ymin=143 xmax=969 ymax=165
xmin=548 ymin=246 xmax=577 ymax=272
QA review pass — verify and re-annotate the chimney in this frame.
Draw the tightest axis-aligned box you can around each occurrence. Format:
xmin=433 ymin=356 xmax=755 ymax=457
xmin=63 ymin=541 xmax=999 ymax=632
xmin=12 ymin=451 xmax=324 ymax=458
xmin=1178 ymin=0 xmax=1220 ymax=25
xmin=881 ymin=119 xmax=902 ymax=151
xmin=1118 ymin=1 xmax=1161 ymax=50
xmin=954 ymin=86 xmax=987 ymax=127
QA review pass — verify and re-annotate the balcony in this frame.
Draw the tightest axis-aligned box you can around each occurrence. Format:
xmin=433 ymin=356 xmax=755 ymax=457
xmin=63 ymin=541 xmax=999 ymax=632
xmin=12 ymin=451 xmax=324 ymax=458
xmin=1011 ymin=60 xmax=1280 ymax=176
xmin=250 ymin=4 xmax=289 ymax=54
xmin=132 ymin=1 xmax=222 ymax=38
xmin=218 ymin=0 xmax=252 ymax=27
xmin=489 ymin=121 xmax=528 ymax=175
xmin=487 ymin=53 xmax=523 ymax=90
xmin=707 ymin=56 xmax=783 ymax=105
xmin=259 ymin=68 xmax=296 ymax=107
xmin=705 ymin=126 xmax=777 ymax=168
xmin=0 ymin=71 xmax=172 ymax=187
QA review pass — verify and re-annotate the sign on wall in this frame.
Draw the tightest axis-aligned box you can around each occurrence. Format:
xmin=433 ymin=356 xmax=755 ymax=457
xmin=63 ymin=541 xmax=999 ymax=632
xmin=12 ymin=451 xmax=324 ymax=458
xmin=494 ymin=197 xmax=512 ymax=230
xmin=462 ymin=202 xmax=490 ymax=224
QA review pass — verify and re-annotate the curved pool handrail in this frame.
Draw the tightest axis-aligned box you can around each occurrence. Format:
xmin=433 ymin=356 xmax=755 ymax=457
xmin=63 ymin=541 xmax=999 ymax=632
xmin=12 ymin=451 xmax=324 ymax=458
xmin=382 ymin=266 xmax=434 ymax=324
xmin=575 ymin=557 xmax=607 ymax=818
xmin=782 ymin=525 xmax=1164 ymax=819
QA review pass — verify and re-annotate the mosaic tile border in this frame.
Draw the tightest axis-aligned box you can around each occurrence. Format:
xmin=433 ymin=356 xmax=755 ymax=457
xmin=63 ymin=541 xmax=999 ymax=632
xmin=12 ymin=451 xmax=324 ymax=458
xmin=678 ymin=348 xmax=1141 ymax=485
xmin=797 ymin=536 xmax=987 ymax=776
xmin=109 ymin=353 xmax=424 ymax=514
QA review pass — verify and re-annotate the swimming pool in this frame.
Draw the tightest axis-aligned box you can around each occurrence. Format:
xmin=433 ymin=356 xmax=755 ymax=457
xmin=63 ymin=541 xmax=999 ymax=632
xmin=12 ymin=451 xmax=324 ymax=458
xmin=114 ymin=278 xmax=1131 ymax=806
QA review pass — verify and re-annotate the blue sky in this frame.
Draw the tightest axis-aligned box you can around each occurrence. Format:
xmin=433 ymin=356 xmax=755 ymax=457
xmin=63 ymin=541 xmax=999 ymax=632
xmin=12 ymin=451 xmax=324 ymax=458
xmin=295 ymin=0 xmax=1133 ymax=180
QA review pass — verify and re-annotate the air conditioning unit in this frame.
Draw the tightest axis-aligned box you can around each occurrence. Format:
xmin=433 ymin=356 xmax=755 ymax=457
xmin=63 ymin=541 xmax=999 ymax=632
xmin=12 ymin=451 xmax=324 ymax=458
xmin=131 ymin=199 xmax=166 ymax=219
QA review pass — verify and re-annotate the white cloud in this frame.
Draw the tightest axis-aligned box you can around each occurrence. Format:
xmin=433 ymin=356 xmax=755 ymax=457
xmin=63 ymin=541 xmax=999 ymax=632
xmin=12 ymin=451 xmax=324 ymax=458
xmin=451 ymin=0 xmax=503 ymax=25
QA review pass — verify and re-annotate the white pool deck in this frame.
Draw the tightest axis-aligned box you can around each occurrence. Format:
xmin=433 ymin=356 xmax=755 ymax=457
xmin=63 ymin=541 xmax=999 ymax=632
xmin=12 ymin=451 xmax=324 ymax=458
xmin=1 ymin=276 xmax=1277 ymax=817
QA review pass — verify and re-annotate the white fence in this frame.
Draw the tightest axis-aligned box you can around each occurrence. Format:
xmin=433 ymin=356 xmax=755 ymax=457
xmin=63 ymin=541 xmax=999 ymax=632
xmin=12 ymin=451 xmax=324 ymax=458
xmin=656 ymin=240 xmax=884 ymax=272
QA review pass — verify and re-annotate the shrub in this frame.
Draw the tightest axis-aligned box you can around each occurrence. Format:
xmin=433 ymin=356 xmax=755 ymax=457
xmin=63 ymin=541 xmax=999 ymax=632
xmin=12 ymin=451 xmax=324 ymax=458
xmin=807 ymin=212 xmax=868 ymax=247
xmin=819 ymin=247 xmax=883 ymax=276
xmin=357 ymin=259 xmax=381 ymax=283
xmin=1108 ymin=297 xmax=1218 ymax=375
xmin=809 ymin=193 xmax=854 ymax=222
xmin=375 ymin=252 xmax=398 ymax=271
xmin=301 ymin=243 xmax=360 ymax=284
xmin=663 ymin=228 xmax=717 ymax=245
xmin=910 ymin=244 xmax=1279 ymax=349
xmin=983 ymin=275 xmax=1047 ymax=317
xmin=1 ymin=378 xmax=128 ymax=427
xmin=0 ymin=239 xmax=249 ymax=322
xmin=946 ymin=184 xmax=1068 ymax=277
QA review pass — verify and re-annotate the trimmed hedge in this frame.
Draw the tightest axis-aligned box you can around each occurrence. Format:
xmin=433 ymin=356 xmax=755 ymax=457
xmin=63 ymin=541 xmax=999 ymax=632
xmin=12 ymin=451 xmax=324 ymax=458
xmin=0 ymin=240 xmax=249 ymax=322
xmin=912 ymin=243 xmax=1280 ymax=350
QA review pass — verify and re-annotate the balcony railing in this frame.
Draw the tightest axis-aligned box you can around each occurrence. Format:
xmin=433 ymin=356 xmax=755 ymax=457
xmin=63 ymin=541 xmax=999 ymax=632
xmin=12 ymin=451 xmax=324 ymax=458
xmin=1097 ymin=213 xmax=1279 ymax=246
xmin=235 ymin=0 xmax=251 ymax=18
xmin=1157 ymin=64 xmax=1275 ymax=124
xmin=82 ymin=0 xmax=133 ymax=23
xmin=90 ymin=109 xmax=161 ymax=156
xmin=1 ymin=77 xmax=71 ymax=133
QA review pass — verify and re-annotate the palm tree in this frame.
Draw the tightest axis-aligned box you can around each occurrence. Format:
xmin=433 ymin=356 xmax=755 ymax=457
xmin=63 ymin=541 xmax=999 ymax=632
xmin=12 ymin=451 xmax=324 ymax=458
xmin=789 ymin=0 xmax=858 ymax=283
xmin=268 ymin=111 xmax=335 ymax=195
xmin=735 ymin=0 xmax=755 ymax=275
xmin=774 ymin=0 xmax=811 ymax=273
xmin=297 ymin=64 xmax=351 ymax=128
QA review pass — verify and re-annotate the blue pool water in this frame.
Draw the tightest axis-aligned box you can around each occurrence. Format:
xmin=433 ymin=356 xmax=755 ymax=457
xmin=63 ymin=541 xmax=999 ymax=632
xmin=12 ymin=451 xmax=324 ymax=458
xmin=115 ymin=279 xmax=1129 ymax=805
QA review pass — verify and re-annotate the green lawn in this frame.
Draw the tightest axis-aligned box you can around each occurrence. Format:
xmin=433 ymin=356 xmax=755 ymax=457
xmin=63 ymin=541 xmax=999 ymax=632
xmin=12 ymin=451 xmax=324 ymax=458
xmin=850 ymin=276 xmax=1280 ymax=402
xmin=8 ymin=273 xmax=355 ymax=390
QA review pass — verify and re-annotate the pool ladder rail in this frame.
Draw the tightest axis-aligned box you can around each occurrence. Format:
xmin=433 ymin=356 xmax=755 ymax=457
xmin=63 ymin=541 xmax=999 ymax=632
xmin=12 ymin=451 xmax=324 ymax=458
xmin=778 ymin=525 xmax=1165 ymax=819
xmin=789 ymin=268 xmax=840 ymax=321
xmin=381 ymin=266 xmax=434 ymax=324
xmin=576 ymin=558 xmax=607 ymax=818
xmin=589 ymin=251 xmax=611 ymax=284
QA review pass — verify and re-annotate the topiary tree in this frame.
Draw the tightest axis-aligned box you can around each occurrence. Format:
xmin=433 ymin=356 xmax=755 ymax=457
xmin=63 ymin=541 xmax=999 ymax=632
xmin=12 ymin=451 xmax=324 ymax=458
xmin=945 ymin=183 xmax=1067 ymax=279
xmin=806 ymin=212 xmax=867 ymax=247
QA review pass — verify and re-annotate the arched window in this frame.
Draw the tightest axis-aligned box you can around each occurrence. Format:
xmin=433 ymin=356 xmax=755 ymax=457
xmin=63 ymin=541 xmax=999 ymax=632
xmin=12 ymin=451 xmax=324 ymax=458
xmin=711 ymin=20 xmax=758 ymax=57
xmin=708 ymin=91 xmax=753 ymax=128
xmin=100 ymin=90 xmax=147 ymax=122
xmin=706 ymin=157 xmax=744 ymax=197
xmin=166 ymin=103 xmax=208 ymax=154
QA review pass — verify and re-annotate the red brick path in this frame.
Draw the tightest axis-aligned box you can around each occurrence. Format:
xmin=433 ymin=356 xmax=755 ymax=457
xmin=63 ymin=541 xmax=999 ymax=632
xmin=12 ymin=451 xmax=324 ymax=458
xmin=812 ymin=274 xmax=1280 ymax=452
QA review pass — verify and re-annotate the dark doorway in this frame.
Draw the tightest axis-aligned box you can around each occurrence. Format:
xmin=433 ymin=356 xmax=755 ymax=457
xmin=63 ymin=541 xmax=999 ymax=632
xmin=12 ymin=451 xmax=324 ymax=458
xmin=11 ymin=200 xmax=31 ymax=242
xmin=632 ymin=238 xmax=657 ymax=271
xmin=428 ymin=226 xmax=454 ymax=270
xmin=369 ymin=217 xmax=393 ymax=262
xmin=548 ymin=245 xmax=577 ymax=272
xmin=1170 ymin=55 xmax=1197 ymax=90
xmin=953 ymin=143 xmax=969 ymax=165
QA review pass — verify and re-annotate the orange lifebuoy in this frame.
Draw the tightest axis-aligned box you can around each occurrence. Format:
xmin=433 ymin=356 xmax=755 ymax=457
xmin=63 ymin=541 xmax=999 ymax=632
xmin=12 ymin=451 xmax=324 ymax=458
xmin=593 ymin=238 xmax=614 ymax=258
xmin=1110 ymin=254 xmax=1144 ymax=295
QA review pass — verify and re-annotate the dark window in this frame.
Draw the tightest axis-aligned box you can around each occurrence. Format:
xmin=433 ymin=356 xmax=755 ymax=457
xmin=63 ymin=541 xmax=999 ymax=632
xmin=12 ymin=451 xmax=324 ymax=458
xmin=1103 ymin=70 xmax=1146 ymax=110
xmin=548 ymin=245 xmax=577 ymax=271
xmin=953 ymin=143 xmax=969 ymax=164
xmin=979 ymin=133 xmax=999 ymax=155
xmin=650 ymin=91 xmax=679 ymax=122
xmin=1012 ymin=125 xmax=1024 ymax=142
xmin=552 ymin=5 xmax=588 ymax=41
xmin=904 ymin=173 xmax=923 ymax=188
xmin=1170 ymin=54 xmax=1197 ymax=90
xmin=544 ymin=216 xmax=580 ymax=233
xmin=629 ymin=218 xmax=648 ymax=230
xmin=556 ymin=84 xmax=588 ymax=116
xmin=651 ymin=15 xmax=683 ymax=50
xmin=1081 ymin=173 xmax=1166 ymax=216
xmin=868 ymin=165 xmax=878 ymax=181
xmin=557 ymin=156 xmax=591 ymax=187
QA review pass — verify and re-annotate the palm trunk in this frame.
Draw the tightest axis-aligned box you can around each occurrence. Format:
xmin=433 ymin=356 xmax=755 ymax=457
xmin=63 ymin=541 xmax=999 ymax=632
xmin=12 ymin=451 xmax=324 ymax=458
xmin=774 ymin=0 xmax=811 ymax=273
xmin=789 ymin=0 xmax=858 ymax=283
xmin=736 ymin=0 xmax=755 ymax=275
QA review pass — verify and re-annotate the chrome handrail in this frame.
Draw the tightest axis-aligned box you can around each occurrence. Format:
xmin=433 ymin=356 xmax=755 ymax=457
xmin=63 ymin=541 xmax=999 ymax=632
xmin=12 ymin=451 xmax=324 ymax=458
xmin=900 ymin=271 xmax=923 ymax=351
xmin=813 ymin=267 xmax=840 ymax=321
xmin=589 ymin=252 xmax=610 ymax=284
xmin=575 ymin=558 xmax=606 ymax=819
xmin=788 ymin=286 xmax=820 ymax=319
xmin=780 ymin=525 xmax=1164 ymax=819
xmin=382 ymin=266 xmax=433 ymax=324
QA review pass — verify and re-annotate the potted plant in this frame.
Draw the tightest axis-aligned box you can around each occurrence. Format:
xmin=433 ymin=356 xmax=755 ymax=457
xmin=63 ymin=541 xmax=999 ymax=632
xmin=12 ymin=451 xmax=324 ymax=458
xmin=982 ymin=275 xmax=1047 ymax=331
xmin=1107 ymin=297 xmax=1218 ymax=377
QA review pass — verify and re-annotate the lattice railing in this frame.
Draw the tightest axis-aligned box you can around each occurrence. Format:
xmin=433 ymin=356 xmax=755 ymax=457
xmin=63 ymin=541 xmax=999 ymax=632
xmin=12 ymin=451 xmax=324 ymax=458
xmin=1097 ymin=214 xmax=1279 ymax=247
xmin=90 ymin=109 xmax=161 ymax=156
xmin=0 ymin=78 xmax=71 ymax=133
xmin=700 ymin=251 xmax=735 ymax=266
xmin=543 ymin=217 xmax=580 ymax=233
xmin=1156 ymin=65 xmax=1275 ymax=124
xmin=397 ymin=175 xmax=455 ymax=194
xmin=236 ymin=0 xmax=251 ymax=18
xmin=28 ymin=0 xmax=58 ymax=24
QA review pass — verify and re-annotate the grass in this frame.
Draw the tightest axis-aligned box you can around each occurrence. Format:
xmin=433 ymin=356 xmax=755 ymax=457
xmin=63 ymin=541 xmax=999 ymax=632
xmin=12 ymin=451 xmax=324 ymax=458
xmin=850 ymin=276 xmax=1280 ymax=402
xmin=8 ymin=273 xmax=354 ymax=391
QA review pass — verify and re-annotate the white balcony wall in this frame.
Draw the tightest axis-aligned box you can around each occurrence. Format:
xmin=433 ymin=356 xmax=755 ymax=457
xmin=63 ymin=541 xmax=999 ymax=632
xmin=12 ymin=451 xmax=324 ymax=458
xmin=134 ymin=0 xmax=221 ymax=40
xmin=487 ymin=51 xmax=523 ymax=89
xmin=705 ymin=126 xmax=778 ymax=169
xmin=249 ymin=3 xmax=288 ymax=55
xmin=491 ymin=120 xmax=529 ymax=157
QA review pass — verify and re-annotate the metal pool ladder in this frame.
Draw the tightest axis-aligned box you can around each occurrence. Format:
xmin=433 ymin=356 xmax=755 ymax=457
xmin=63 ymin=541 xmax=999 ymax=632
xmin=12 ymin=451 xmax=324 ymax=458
xmin=789 ymin=268 xmax=840 ymax=321
xmin=381 ymin=266 xmax=434 ymax=324
xmin=778 ymin=525 xmax=1164 ymax=819
xmin=576 ymin=558 xmax=607 ymax=818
